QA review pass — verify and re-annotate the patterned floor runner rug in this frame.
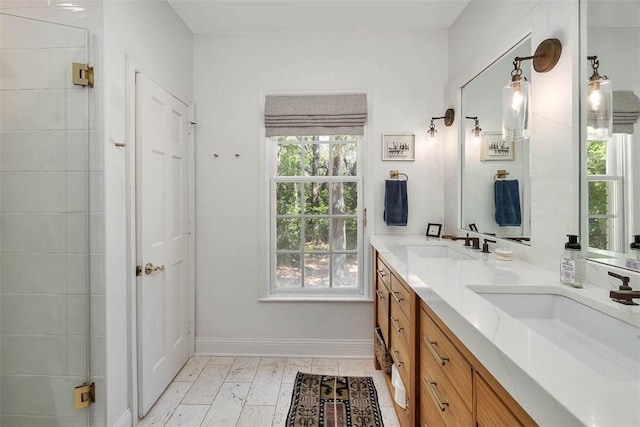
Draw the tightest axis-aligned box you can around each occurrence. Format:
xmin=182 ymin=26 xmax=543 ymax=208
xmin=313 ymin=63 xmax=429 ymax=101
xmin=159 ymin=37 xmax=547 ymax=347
xmin=285 ymin=372 xmax=384 ymax=427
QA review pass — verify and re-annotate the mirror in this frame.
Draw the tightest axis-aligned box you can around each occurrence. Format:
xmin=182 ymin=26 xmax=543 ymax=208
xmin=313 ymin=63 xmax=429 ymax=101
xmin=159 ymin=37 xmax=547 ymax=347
xmin=461 ymin=37 xmax=532 ymax=245
xmin=582 ymin=0 xmax=640 ymax=271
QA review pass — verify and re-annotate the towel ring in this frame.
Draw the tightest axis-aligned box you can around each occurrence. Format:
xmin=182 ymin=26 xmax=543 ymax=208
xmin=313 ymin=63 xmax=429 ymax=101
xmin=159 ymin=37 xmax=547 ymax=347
xmin=494 ymin=169 xmax=509 ymax=181
xmin=390 ymin=170 xmax=408 ymax=181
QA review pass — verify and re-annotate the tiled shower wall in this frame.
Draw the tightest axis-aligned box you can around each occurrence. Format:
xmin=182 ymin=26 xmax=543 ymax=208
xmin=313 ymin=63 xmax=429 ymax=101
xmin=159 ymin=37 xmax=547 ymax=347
xmin=0 ymin=3 xmax=105 ymax=426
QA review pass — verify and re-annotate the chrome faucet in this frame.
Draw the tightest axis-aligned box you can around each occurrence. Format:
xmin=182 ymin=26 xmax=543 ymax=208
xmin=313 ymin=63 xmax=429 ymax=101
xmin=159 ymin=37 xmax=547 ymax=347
xmin=608 ymin=271 xmax=640 ymax=306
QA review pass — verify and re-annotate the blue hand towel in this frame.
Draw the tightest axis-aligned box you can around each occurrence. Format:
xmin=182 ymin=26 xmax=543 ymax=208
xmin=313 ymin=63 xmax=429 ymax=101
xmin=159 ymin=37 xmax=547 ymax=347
xmin=384 ymin=180 xmax=408 ymax=226
xmin=494 ymin=180 xmax=521 ymax=226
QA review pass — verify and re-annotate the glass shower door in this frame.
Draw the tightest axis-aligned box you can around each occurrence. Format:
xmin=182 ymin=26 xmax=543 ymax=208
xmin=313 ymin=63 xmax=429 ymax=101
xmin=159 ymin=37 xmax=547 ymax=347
xmin=0 ymin=13 xmax=91 ymax=427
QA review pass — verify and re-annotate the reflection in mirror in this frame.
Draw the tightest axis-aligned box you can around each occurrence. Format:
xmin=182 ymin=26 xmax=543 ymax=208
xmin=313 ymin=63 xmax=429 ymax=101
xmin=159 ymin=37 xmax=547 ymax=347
xmin=583 ymin=0 xmax=640 ymax=271
xmin=461 ymin=37 xmax=532 ymax=245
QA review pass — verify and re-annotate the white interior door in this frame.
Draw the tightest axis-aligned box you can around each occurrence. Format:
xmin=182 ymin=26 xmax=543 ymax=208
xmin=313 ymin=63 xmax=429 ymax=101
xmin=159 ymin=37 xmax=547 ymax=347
xmin=136 ymin=73 xmax=190 ymax=416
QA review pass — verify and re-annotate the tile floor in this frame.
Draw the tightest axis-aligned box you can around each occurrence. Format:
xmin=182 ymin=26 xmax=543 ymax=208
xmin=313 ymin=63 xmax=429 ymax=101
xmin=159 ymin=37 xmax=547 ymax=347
xmin=137 ymin=356 xmax=400 ymax=427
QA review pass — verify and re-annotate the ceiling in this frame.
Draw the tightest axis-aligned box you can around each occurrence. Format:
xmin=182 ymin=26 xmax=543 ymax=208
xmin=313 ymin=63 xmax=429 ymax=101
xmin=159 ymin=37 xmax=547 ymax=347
xmin=166 ymin=0 xmax=471 ymax=34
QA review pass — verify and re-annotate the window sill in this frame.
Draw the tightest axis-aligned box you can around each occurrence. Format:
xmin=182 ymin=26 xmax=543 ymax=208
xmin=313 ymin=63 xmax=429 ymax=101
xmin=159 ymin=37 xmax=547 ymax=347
xmin=258 ymin=295 xmax=373 ymax=303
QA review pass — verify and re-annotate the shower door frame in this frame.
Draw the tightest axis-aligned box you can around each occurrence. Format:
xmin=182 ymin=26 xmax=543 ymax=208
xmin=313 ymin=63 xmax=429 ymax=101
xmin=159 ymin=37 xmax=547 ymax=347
xmin=0 ymin=11 xmax=94 ymax=426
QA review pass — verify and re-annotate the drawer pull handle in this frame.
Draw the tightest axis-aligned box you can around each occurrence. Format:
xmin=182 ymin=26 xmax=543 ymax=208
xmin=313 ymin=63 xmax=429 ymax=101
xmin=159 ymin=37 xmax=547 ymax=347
xmin=391 ymin=349 xmax=404 ymax=367
xmin=376 ymin=269 xmax=387 ymax=279
xmin=376 ymin=290 xmax=385 ymax=300
xmin=391 ymin=317 xmax=404 ymax=333
xmin=391 ymin=291 xmax=404 ymax=303
xmin=423 ymin=375 xmax=449 ymax=412
xmin=424 ymin=336 xmax=449 ymax=366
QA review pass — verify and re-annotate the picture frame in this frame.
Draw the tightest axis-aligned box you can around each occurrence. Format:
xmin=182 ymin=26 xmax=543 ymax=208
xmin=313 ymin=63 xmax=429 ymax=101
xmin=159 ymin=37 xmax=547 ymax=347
xmin=481 ymin=132 xmax=515 ymax=161
xmin=382 ymin=133 xmax=415 ymax=161
xmin=426 ymin=223 xmax=442 ymax=238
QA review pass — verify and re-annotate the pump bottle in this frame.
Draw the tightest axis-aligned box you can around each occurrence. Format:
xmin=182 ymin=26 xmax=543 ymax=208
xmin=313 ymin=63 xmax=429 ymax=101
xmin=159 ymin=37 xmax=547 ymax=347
xmin=560 ymin=235 xmax=585 ymax=288
xmin=625 ymin=235 xmax=640 ymax=271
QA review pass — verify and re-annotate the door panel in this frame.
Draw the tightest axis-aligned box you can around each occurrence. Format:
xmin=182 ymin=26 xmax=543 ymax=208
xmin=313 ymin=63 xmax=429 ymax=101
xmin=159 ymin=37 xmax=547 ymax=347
xmin=136 ymin=74 xmax=190 ymax=416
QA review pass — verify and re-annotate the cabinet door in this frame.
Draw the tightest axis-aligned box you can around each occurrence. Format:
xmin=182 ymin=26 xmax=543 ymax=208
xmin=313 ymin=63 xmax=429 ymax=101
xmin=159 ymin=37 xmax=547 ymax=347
xmin=476 ymin=373 xmax=523 ymax=427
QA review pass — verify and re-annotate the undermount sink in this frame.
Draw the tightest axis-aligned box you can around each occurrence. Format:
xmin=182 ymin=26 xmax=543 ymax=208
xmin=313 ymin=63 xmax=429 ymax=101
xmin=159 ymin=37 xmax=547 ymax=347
xmin=471 ymin=288 xmax=640 ymax=379
xmin=389 ymin=245 xmax=474 ymax=261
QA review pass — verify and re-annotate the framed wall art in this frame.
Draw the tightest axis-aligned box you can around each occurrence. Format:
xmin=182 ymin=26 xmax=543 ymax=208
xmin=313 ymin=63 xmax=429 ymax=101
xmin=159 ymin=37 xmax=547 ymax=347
xmin=382 ymin=133 xmax=415 ymax=161
xmin=481 ymin=132 xmax=515 ymax=161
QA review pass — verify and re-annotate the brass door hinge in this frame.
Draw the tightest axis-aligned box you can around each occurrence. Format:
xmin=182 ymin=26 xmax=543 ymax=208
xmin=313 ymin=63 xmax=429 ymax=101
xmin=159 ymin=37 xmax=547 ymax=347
xmin=72 ymin=62 xmax=94 ymax=87
xmin=74 ymin=383 xmax=95 ymax=410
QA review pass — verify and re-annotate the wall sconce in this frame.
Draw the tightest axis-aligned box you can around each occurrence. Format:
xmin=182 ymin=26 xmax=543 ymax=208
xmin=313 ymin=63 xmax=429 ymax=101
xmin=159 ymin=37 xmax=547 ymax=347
xmin=427 ymin=108 xmax=455 ymax=143
xmin=465 ymin=116 xmax=482 ymax=144
xmin=586 ymin=55 xmax=612 ymax=140
xmin=502 ymin=38 xmax=562 ymax=141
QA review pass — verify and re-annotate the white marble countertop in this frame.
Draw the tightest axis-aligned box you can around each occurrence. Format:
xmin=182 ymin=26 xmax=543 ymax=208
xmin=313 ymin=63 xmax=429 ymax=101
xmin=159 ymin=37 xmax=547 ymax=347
xmin=371 ymin=235 xmax=640 ymax=427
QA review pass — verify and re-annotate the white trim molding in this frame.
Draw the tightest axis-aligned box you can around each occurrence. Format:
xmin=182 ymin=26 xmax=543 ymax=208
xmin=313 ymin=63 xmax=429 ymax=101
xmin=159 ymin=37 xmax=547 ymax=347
xmin=113 ymin=409 xmax=132 ymax=427
xmin=196 ymin=337 xmax=373 ymax=358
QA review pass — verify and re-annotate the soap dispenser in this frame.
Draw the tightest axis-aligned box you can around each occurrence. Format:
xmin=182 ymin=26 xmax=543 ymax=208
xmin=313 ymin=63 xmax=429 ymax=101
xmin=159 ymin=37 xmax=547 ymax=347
xmin=625 ymin=235 xmax=640 ymax=271
xmin=560 ymin=234 xmax=585 ymax=288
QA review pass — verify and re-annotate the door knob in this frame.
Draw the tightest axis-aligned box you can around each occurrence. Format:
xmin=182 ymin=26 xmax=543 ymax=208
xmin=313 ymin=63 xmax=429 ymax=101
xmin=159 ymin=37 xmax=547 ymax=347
xmin=145 ymin=263 xmax=166 ymax=275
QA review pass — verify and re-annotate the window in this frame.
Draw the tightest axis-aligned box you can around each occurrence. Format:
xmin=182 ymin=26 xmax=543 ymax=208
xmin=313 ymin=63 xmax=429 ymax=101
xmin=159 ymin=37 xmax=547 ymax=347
xmin=586 ymin=135 xmax=631 ymax=252
xmin=270 ymin=135 xmax=363 ymax=297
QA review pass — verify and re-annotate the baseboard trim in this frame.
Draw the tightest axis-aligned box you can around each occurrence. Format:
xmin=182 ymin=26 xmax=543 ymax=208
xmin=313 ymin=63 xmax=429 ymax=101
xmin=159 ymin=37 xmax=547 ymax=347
xmin=195 ymin=337 xmax=373 ymax=358
xmin=113 ymin=409 xmax=132 ymax=427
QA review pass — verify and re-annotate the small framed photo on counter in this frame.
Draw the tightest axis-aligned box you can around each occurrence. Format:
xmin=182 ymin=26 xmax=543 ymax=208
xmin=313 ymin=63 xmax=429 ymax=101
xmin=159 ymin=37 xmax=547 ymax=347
xmin=382 ymin=133 xmax=415 ymax=161
xmin=426 ymin=223 xmax=442 ymax=238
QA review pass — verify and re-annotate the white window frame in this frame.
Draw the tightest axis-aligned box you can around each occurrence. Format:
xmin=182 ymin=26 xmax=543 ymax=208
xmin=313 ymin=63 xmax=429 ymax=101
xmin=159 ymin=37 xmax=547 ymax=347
xmin=263 ymin=135 xmax=367 ymax=301
xmin=586 ymin=134 xmax=631 ymax=253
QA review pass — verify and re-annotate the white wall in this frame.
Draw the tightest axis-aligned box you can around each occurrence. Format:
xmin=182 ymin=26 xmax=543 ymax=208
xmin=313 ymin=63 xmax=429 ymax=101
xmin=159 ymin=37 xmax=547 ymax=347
xmin=102 ymin=1 xmax=192 ymax=425
xmin=446 ymin=0 xmax=581 ymax=271
xmin=193 ymin=30 xmax=448 ymax=356
xmin=446 ymin=0 xmax=640 ymax=294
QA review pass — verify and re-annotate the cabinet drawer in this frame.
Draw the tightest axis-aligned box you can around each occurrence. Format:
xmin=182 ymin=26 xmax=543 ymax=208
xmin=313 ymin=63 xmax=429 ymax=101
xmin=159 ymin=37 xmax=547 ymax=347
xmin=420 ymin=306 xmax=472 ymax=405
xmin=376 ymin=285 xmax=390 ymax=346
xmin=419 ymin=374 xmax=448 ymax=427
xmin=390 ymin=324 xmax=412 ymax=386
xmin=375 ymin=256 xmax=391 ymax=289
xmin=421 ymin=348 xmax=472 ymax=426
xmin=390 ymin=274 xmax=412 ymax=318
xmin=476 ymin=373 xmax=524 ymax=427
xmin=390 ymin=297 xmax=411 ymax=351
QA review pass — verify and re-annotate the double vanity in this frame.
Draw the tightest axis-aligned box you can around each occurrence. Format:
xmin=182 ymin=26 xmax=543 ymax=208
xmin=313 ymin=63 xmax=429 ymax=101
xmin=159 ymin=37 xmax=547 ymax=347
xmin=371 ymin=235 xmax=640 ymax=426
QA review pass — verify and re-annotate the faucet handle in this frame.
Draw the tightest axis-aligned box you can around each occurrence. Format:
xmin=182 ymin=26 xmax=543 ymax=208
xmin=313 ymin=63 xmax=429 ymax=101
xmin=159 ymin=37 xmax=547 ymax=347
xmin=608 ymin=271 xmax=631 ymax=290
xmin=481 ymin=239 xmax=497 ymax=254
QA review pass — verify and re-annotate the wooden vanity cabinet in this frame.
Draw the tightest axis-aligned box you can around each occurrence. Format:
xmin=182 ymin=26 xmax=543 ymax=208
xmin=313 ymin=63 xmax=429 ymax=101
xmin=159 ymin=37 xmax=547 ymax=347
xmin=372 ymin=251 xmax=417 ymax=427
xmin=373 ymin=250 xmax=537 ymax=427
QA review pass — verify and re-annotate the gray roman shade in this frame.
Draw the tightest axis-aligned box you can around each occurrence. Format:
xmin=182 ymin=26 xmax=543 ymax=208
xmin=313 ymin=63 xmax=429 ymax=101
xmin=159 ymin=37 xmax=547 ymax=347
xmin=613 ymin=90 xmax=640 ymax=135
xmin=264 ymin=94 xmax=367 ymax=137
